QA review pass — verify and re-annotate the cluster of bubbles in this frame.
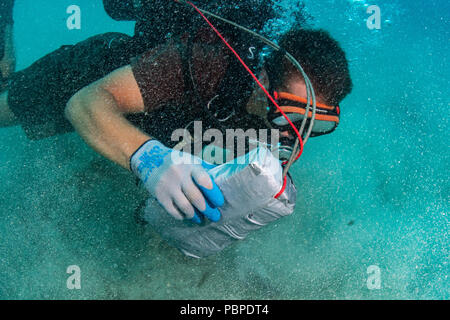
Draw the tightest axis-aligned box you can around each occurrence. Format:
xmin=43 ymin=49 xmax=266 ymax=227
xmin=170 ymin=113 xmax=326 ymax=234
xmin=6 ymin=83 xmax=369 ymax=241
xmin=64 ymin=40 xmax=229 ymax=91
xmin=261 ymin=0 xmax=314 ymax=41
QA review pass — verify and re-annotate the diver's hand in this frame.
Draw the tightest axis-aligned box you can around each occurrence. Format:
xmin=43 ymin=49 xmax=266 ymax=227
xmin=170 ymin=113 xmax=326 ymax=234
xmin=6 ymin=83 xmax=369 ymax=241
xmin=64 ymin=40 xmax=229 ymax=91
xmin=130 ymin=140 xmax=224 ymax=224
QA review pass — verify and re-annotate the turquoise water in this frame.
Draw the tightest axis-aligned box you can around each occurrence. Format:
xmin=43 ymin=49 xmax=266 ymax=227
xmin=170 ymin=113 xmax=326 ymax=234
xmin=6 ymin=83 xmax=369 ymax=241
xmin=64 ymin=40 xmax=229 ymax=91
xmin=0 ymin=0 xmax=448 ymax=299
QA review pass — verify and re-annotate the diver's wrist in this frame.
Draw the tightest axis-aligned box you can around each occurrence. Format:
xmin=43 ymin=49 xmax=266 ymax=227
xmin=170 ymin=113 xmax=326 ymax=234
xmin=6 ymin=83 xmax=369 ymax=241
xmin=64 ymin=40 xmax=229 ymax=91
xmin=129 ymin=138 xmax=153 ymax=172
xmin=130 ymin=139 xmax=173 ymax=191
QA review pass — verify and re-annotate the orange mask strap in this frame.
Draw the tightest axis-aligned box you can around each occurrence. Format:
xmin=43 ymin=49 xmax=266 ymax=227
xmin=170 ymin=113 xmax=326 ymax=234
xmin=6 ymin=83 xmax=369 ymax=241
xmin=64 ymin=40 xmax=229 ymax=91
xmin=276 ymin=91 xmax=339 ymax=113
xmin=275 ymin=106 xmax=340 ymax=124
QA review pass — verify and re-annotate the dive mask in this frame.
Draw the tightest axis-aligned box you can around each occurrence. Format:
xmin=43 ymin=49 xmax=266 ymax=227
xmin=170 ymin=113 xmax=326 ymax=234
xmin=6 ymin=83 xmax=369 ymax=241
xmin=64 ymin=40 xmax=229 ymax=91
xmin=269 ymin=91 xmax=340 ymax=138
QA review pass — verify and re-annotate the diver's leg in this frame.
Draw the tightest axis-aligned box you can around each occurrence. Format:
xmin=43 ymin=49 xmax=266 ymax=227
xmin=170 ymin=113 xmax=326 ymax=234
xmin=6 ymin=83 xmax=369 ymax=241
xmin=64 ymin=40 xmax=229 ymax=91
xmin=6 ymin=32 xmax=133 ymax=140
xmin=0 ymin=24 xmax=16 ymax=81
xmin=0 ymin=0 xmax=15 ymax=89
xmin=0 ymin=90 xmax=17 ymax=127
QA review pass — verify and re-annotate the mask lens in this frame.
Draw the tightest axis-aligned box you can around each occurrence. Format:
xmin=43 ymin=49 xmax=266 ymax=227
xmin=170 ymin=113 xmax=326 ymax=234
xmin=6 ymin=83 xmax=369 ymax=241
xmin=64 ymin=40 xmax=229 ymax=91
xmin=271 ymin=113 xmax=338 ymax=135
xmin=272 ymin=113 xmax=303 ymax=126
xmin=311 ymin=118 xmax=337 ymax=134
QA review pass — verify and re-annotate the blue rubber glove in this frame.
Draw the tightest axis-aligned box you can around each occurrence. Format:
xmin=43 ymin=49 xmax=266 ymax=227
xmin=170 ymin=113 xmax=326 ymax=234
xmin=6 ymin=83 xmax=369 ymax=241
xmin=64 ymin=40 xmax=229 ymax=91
xmin=130 ymin=140 xmax=224 ymax=223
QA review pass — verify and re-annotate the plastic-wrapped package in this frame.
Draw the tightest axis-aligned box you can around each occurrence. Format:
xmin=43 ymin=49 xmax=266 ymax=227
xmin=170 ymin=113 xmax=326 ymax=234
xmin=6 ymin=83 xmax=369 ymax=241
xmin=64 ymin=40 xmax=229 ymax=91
xmin=142 ymin=147 xmax=297 ymax=258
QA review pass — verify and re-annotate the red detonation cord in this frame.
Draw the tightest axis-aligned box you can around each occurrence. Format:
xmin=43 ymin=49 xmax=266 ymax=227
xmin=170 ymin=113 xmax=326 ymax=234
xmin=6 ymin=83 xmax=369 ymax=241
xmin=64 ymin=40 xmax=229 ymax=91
xmin=184 ymin=1 xmax=302 ymax=197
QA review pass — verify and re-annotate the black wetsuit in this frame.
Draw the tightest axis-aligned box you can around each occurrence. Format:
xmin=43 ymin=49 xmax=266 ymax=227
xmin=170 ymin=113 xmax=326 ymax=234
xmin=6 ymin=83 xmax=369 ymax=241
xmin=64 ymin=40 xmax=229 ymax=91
xmin=0 ymin=0 xmax=14 ymax=59
xmin=7 ymin=0 xmax=276 ymax=140
xmin=0 ymin=0 xmax=14 ymax=83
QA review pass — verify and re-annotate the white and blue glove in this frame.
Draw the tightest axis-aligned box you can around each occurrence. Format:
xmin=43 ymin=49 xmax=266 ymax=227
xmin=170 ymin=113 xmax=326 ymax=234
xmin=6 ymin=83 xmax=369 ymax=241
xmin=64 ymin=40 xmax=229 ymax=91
xmin=130 ymin=140 xmax=224 ymax=224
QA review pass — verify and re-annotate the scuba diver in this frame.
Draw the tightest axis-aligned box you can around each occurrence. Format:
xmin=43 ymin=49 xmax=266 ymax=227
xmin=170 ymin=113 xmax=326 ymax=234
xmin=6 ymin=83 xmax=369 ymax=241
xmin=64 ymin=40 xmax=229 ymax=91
xmin=0 ymin=1 xmax=352 ymax=256
xmin=0 ymin=0 xmax=276 ymax=136
xmin=0 ymin=0 xmax=15 ymax=91
xmin=64 ymin=2 xmax=352 ymax=224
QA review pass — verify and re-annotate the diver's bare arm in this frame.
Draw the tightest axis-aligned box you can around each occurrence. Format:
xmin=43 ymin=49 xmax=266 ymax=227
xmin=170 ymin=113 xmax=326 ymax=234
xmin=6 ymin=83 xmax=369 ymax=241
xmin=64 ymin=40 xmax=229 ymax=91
xmin=65 ymin=65 xmax=150 ymax=170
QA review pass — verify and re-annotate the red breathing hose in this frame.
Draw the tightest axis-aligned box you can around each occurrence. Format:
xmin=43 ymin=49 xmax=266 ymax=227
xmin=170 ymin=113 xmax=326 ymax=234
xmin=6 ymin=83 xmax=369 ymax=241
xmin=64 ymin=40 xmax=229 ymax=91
xmin=184 ymin=1 xmax=303 ymax=197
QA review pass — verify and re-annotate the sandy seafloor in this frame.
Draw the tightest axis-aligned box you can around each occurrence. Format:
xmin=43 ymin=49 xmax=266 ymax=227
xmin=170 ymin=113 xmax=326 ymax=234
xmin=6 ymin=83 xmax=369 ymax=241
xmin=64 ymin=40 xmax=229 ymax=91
xmin=0 ymin=0 xmax=448 ymax=299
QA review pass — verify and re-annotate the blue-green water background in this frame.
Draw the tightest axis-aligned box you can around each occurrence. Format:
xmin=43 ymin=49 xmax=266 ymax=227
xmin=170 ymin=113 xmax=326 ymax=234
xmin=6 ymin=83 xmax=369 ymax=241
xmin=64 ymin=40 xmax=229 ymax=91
xmin=0 ymin=0 xmax=448 ymax=299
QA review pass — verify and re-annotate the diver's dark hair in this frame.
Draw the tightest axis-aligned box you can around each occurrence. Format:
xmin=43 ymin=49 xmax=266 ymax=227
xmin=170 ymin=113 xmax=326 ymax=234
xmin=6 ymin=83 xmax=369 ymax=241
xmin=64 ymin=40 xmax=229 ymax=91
xmin=265 ymin=28 xmax=353 ymax=105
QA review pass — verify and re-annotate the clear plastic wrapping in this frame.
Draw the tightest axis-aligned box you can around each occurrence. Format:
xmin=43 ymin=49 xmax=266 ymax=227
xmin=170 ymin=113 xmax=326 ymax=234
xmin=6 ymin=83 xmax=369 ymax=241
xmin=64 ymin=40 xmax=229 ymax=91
xmin=143 ymin=147 xmax=297 ymax=258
